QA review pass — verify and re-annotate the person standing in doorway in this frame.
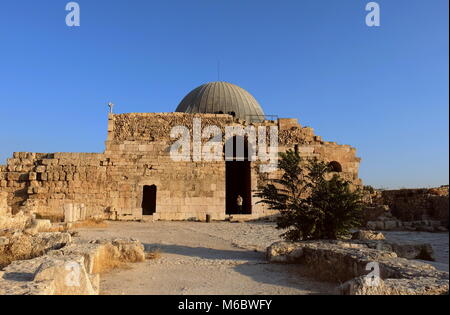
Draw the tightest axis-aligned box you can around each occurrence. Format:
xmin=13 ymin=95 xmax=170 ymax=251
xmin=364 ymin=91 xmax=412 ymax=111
xmin=236 ymin=195 xmax=243 ymax=214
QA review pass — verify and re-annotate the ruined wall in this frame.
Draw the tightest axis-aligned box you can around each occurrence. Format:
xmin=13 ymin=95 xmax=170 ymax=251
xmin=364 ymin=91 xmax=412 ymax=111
xmin=104 ymin=113 xmax=361 ymax=221
xmin=0 ymin=112 xmax=362 ymax=222
xmin=381 ymin=187 xmax=449 ymax=224
xmin=0 ymin=152 xmax=109 ymax=220
xmin=277 ymin=118 xmax=361 ymax=185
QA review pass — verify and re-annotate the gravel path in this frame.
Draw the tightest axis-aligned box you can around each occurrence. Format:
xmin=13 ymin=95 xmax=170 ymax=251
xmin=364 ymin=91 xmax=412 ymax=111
xmin=77 ymin=221 xmax=336 ymax=295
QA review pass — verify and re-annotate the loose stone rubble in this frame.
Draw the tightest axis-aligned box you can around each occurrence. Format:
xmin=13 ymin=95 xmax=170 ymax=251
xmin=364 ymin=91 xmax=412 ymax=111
xmin=266 ymin=241 xmax=449 ymax=295
xmin=0 ymin=237 xmax=145 ymax=295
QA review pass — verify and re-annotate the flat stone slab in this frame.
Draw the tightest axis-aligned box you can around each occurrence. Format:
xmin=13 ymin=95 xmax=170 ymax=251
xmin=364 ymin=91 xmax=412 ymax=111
xmin=267 ymin=240 xmax=449 ymax=295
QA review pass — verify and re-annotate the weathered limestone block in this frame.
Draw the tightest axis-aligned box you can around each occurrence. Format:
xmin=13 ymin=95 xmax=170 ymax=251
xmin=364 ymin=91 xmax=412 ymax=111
xmin=340 ymin=276 xmax=449 ymax=295
xmin=385 ymin=242 xmax=435 ymax=261
xmin=278 ymin=118 xmax=301 ymax=131
xmin=111 ymin=239 xmax=146 ymax=263
xmin=0 ymin=191 xmax=10 ymax=216
xmin=352 ymin=230 xmax=385 ymax=241
xmin=0 ymin=280 xmax=57 ymax=295
xmin=1 ymin=237 xmax=145 ymax=295
xmin=346 ymin=232 xmax=436 ymax=257
xmin=0 ymin=212 xmax=32 ymax=231
xmin=24 ymin=219 xmax=52 ymax=235
xmin=0 ymin=232 xmax=72 ymax=270
xmin=33 ymin=256 xmax=97 ymax=295
xmin=266 ymin=241 xmax=305 ymax=263
xmin=267 ymin=241 xmax=448 ymax=295
xmin=49 ymin=238 xmax=145 ymax=274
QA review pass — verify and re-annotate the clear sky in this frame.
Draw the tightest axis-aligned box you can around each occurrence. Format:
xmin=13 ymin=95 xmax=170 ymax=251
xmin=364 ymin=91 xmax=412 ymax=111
xmin=0 ymin=0 xmax=448 ymax=189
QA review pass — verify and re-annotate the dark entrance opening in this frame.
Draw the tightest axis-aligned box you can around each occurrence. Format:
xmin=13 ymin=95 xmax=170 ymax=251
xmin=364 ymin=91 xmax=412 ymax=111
xmin=225 ymin=136 xmax=252 ymax=215
xmin=142 ymin=185 xmax=157 ymax=215
xmin=328 ymin=161 xmax=343 ymax=173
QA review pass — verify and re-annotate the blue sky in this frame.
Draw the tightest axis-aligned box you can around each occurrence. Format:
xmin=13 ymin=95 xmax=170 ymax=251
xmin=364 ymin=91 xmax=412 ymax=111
xmin=0 ymin=0 xmax=448 ymax=189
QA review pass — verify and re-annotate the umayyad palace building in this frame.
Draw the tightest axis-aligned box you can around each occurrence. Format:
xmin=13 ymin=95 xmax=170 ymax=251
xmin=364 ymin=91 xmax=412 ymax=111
xmin=0 ymin=82 xmax=362 ymax=222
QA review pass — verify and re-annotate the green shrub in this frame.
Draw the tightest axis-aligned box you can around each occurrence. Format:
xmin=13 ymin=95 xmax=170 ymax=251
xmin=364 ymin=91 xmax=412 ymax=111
xmin=255 ymin=150 xmax=363 ymax=241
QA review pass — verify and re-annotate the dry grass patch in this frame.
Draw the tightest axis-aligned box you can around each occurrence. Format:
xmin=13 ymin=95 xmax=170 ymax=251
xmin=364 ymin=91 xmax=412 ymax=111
xmin=94 ymin=257 xmax=131 ymax=274
xmin=91 ymin=244 xmax=134 ymax=274
xmin=41 ymin=226 xmax=67 ymax=233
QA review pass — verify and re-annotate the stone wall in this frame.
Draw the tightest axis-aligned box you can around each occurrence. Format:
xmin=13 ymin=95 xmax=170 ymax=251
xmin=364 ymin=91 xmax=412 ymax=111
xmin=0 ymin=112 xmax=362 ymax=222
xmin=381 ymin=187 xmax=449 ymax=224
xmin=0 ymin=152 xmax=109 ymax=220
xmin=105 ymin=113 xmax=271 ymax=221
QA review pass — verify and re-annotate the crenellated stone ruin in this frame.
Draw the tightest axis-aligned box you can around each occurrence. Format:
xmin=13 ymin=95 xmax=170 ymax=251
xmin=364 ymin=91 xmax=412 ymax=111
xmin=0 ymin=82 xmax=362 ymax=223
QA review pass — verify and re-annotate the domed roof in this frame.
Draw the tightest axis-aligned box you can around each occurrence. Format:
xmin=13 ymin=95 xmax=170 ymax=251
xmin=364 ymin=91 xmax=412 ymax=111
xmin=175 ymin=82 xmax=265 ymax=122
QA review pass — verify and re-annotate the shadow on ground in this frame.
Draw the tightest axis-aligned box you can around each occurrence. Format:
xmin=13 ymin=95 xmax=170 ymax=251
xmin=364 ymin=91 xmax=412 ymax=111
xmin=142 ymin=242 xmax=334 ymax=294
xmin=143 ymin=243 xmax=264 ymax=261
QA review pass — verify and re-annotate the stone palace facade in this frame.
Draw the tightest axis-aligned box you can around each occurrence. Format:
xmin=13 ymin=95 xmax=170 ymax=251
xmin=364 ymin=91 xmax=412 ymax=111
xmin=0 ymin=82 xmax=361 ymax=222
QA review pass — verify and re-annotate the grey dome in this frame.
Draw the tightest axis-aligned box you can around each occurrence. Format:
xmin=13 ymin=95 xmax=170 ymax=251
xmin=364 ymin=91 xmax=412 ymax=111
xmin=176 ymin=82 xmax=265 ymax=122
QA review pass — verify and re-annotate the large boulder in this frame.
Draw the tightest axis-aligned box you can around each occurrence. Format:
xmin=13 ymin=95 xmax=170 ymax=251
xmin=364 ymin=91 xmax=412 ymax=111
xmin=0 ymin=279 xmax=56 ymax=295
xmin=359 ymin=240 xmax=436 ymax=261
xmin=388 ymin=242 xmax=435 ymax=261
xmin=51 ymin=238 xmax=145 ymax=274
xmin=0 ymin=212 xmax=32 ymax=231
xmin=0 ymin=238 xmax=145 ymax=295
xmin=266 ymin=242 xmax=305 ymax=263
xmin=1 ymin=232 xmax=72 ymax=269
xmin=33 ymin=256 xmax=98 ymax=295
xmin=24 ymin=219 xmax=52 ymax=235
xmin=267 ymin=241 xmax=397 ymax=282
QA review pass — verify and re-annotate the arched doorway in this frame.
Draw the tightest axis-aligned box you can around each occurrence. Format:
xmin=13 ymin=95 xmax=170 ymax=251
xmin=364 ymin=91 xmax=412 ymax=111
xmin=328 ymin=161 xmax=343 ymax=173
xmin=225 ymin=136 xmax=252 ymax=215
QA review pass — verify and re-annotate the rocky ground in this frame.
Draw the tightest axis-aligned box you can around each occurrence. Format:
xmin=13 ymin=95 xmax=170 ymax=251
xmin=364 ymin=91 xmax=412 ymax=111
xmin=77 ymin=221 xmax=336 ymax=295
xmin=76 ymin=221 xmax=449 ymax=295
xmin=383 ymin=231 xmax=449 ymax=271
